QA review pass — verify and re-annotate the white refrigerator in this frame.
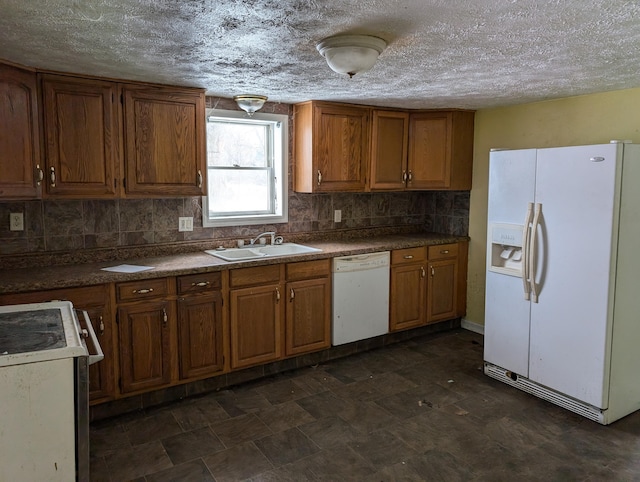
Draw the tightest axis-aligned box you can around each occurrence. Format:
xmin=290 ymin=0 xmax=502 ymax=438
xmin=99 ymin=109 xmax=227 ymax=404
xmin=484 ymin=142 xmax=640 ymax=424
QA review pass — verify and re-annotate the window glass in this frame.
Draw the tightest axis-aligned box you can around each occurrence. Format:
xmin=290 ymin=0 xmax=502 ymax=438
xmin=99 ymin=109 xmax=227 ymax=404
xmin=202 ymin=109 xmax=288 ymax=227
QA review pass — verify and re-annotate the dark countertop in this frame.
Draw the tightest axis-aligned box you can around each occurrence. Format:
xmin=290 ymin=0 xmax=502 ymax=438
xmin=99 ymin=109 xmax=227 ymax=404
xmin=0 ymin=233 xmax=465 ymax=295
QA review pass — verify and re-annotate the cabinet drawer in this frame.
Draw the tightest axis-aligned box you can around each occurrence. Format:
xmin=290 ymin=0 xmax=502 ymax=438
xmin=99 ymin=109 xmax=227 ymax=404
xmin=116 ymin=277 xmax=171 ymax=303
xmin=177 ymin=272 xmax=222 ymax=295
xmin=286 ymin=259 xmax=330 ymax=281
xmin=427 ymin=243 xmax=458 ymax=260
xmin=391 ymin=247 xmax=427 ymax=265
xmin=230 ymin=265 xmax=281 ymax=288
xmin=0 ymin=284 xmax=109 ymax=307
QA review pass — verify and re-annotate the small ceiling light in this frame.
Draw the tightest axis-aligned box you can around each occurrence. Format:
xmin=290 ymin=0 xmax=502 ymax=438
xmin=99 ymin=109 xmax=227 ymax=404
xmin=316 ymin=34 xmax=387 ymax=78
xmin=233 ymin=94 xmax=268 ymax=116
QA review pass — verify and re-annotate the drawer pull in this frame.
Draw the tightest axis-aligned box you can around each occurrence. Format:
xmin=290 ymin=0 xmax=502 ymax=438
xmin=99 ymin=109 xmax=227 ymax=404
xmin=192 ymin=281 xmax=210 ymax=287
xmin=162 ymin=307 xmax=168 ymax=324
xmin=36 ymin=165 xmax=44 ymax=185
xmin=197 ymin=169 xmax=203 ymax=188
xmin=50 ymin=166 xmax=56 ymax=187
xmin=132 ymin=288 xmax=154 ymax=294
xmin=431 ymin=266 xmax=435 ymax=277
xmin=290 ymin=288 xmax=295 ymax=301
xmin=317 ymin=170 xmax=322 ymax=186
xmin=421 ymin=267 xmax=426 ymax=278
xmin=98 ymin=316 xmax=104 ymax=336
xmin=275 ymin=287 xmax=281 ymax=302
xmin=440 ymin=250 xmax=450 ymax=254
xmin=403 ymin=255 xmax=414 ymax=259
xmin=402 ymin=170 xmax=407 ymax=182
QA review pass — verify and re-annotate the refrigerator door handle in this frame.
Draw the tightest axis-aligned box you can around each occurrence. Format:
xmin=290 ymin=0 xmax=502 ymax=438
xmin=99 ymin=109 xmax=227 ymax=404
xmin=529 ymin=203 xmax=542 ymax=303
xmin=522 ymin=202 xmax=534 ymax=300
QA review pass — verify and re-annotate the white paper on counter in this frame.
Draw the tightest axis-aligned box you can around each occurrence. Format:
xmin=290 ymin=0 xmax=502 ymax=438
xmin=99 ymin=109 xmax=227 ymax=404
xmin=101 ymin=264 xmax=155 ymax=273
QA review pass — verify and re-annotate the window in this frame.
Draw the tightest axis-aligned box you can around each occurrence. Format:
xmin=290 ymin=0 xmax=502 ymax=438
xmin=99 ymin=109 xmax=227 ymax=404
xmin=202 ymin=109 xmax=288 ymax=227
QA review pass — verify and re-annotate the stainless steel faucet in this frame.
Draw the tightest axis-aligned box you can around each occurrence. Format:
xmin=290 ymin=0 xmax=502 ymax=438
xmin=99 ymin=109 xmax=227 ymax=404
xmin=250 ymin=231 xmax=276 ymax=245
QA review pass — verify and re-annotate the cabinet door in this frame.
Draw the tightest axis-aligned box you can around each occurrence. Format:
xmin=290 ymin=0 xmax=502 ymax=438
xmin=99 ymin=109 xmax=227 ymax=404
xmin=118 ymin=301 xmax=173 ymax=394
xmin=0 ymin=64 xmax=41 ymax=198
xmin=230 ymin=284 xmax=282 ymax=369
xmin=390 ymin=263 xmax=426 ymax=331
xmin=285 ymin=278 xmax=331 ymax=356
xmin=313 ymin=103 xmax=369 ymax=192
xmin=370 ymin=110 xmax=408 ymax=190
xmin=41 ymin=75 xmax=118 ymax=197
xmin=408 ymin=112 xmax=451 ymax=189
xmin=177 ymin=292 xmax=225 ymax=379
xmin=426 ymin=259 xmax=458 ymax=323
xmin=123 ymin=86 xmax=205 ymax=196
xmin=85 ymin=305 xmax=115 ymax=403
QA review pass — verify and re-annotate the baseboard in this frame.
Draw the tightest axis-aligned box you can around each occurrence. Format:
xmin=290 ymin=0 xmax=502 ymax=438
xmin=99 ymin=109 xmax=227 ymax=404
xmin=461 ymin=318 xmax=484 ymax=335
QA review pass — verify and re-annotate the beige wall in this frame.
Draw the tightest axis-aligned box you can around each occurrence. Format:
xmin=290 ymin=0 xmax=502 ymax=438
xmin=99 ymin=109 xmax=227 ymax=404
xmin=466 ymin=87 xmax=640 ymax=327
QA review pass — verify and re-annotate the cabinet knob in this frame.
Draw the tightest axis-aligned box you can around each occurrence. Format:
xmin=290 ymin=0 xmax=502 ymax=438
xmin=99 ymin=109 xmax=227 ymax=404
xmin=162 ymin=307 xmax=168 ymax=324
xmin=50 ymin=166 xmax=56 ymax=187
xmin=317 ymin=170 xmax=322 ymax=186
xmin=402 ymin=170 xmax=407 ymax=183
xmin=275 ymin=287 xmax=281 ymax=302
xmin=431 ymin=266 xmax=435 ymax=277
xmin=421 ymin=267 xmax=426 ymax=278
xmin=98 ymin=315 xmax=104 ymax=336
xmin=407 ymin=170 xmax=413 ymax=182
xmin=290 ymin=288 xmax=295 ymax=301
xmin=197 ymin=169 xmax=203 ymax=188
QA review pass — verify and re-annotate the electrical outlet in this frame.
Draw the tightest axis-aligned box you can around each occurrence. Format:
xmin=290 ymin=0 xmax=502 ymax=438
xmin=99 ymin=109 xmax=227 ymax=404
xmin=334 ymin=209 xmax=342 ymax=223
xmin=178 ymin=217 xmax=193 ymax=232
xmin=10 ymin=213 xmax=24 ymax=231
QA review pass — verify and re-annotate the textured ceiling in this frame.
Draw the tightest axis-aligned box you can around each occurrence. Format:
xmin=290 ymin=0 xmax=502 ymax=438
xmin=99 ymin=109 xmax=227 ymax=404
xmin=1 ymin=0 xmax=640 ymax=109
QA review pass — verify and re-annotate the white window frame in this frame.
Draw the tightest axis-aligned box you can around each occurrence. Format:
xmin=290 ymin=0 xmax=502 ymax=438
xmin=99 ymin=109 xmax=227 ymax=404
xmin=202 ymin=109 xmax=288 ymax=228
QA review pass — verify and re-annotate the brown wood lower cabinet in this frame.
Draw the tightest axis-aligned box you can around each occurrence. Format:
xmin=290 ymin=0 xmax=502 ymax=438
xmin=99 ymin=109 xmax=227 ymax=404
xmin=426 ymin=244 xmax=459 ymax=323
xmin=390 ymin=247 xmax=427 ymax=331
xmin=116 ymin=277 xmax=176 ymax=395
xmin=176 ymin=272 xmax=226 ymax=380
xmin=285 ymin=260 xmax=331 ymax=356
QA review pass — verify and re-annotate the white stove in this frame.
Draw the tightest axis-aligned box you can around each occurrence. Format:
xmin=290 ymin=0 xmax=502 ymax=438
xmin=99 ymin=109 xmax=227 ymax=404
xmin=0 ymin=301 xmax=103 ymax=481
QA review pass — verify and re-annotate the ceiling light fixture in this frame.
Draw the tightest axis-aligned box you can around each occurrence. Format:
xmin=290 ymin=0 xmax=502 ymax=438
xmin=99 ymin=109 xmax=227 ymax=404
xmin=316 ymin=34 xmax=387 ymax=78
xmin=233 ymin=94 xmax=268 ymax=116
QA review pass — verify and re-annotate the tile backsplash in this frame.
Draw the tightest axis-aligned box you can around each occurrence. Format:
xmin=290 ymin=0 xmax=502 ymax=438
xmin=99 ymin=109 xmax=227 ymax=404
xmin=0 ymin=191 xmax=469 ymax=256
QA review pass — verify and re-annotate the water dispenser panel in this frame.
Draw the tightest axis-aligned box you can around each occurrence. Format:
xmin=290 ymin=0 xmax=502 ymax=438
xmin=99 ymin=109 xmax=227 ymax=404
xmin=489 ymin=223 xmax=524 ymax=276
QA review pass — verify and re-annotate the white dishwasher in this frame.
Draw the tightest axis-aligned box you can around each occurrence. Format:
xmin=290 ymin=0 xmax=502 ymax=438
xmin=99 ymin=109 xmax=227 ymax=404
xmin=332 ymin=251 xmax=390 ymax=345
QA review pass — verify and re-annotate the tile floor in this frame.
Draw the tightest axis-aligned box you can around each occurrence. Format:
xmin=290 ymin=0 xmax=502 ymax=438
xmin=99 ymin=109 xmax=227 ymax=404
xmin=89 ymin=329 xmax=640 ymax=481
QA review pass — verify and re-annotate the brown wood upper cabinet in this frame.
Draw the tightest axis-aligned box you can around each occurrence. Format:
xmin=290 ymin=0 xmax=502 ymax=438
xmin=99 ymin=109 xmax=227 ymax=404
xmin=0 ymin=63 xmax=41 ymax=198
xmin=371 ymin=109 xmax=474 ymax=191
xmin=369 ymin=110 xmax=409 ymax=191
xmin=122 ymin=85 xmax=206 ymax=196
xmin=40 ymin=74 xmax=119 ymax=198
xmin=294 ymin=101 xmax=370 ymax=192
xmin=408 ymin=110 xmax=474 ymax=190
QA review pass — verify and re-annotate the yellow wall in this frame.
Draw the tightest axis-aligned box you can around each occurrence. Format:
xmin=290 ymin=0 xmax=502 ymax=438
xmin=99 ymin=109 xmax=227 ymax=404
xmin=466 ymin=87 xmax=640 ymax=327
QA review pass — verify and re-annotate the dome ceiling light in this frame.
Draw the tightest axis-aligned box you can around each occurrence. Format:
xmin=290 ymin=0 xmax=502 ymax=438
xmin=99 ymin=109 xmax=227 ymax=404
xmin=316 ymin=34 xmax=387 ymax=78
xmin=233 ymin=94 xmax=268 ymax=116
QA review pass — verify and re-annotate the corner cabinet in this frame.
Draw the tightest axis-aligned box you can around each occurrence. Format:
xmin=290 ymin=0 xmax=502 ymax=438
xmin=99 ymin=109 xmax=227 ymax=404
xmin=122 ymin=85 xmax=206 ymax=196
xmin=0 ymin=63 xmax=41 ymax=199
xmin=40 ymin=74 xmax=119 ymax=198
xmin=294 ymin=101 xmax=370 ymax=192
xmin=408 ymin=111 xmax=474 ymax=190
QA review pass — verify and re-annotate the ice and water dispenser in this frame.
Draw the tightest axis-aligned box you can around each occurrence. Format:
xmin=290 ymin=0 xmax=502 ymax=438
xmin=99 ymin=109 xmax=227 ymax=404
xmin=488 ymin=223 xmax=524 ymax=276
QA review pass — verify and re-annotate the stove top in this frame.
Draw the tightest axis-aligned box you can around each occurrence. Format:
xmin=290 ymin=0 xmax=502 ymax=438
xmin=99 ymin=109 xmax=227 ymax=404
xmin=0 ymin=301 xmax=86 ymax=367
xmin=0 ymin=309 xmax=66 ymax=355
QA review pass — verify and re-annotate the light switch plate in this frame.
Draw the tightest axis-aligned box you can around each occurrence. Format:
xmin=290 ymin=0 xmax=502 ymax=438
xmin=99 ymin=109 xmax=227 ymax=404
xmin=334 ymin=210 xmax=342 ymax=223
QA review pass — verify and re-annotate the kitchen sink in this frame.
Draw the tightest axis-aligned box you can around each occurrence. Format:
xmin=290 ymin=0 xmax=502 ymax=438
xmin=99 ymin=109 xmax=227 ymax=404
xmin=205 ymin=243 xmax=321 ymax=262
